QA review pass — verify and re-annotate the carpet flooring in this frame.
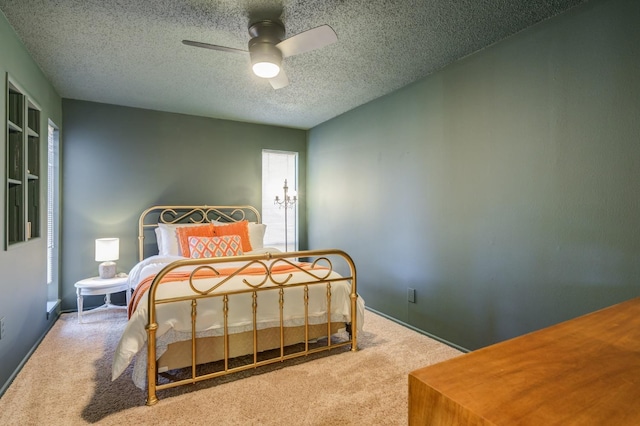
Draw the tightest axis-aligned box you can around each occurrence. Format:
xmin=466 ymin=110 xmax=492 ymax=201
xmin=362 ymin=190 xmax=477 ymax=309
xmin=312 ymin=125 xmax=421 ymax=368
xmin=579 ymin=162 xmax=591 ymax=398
xmin=0 ymin=308 xmax=462 ymax=425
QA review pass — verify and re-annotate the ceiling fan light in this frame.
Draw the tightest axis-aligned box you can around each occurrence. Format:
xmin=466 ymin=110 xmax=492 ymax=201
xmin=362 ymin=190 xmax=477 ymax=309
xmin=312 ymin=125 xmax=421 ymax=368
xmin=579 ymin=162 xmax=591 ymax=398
xmin=249 ymin=39 xmax=283 ymax=79
xmin=252 ymin=61 xmax=280 ymax=78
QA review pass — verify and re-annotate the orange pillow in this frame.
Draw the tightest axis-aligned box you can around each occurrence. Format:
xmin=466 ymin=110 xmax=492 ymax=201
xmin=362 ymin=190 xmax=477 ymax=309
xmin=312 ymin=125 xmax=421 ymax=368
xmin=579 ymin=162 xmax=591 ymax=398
xmin=213 ymin=220 xmax=253 ymax=252
xmin=176 ymin=224 xmax=215 ymax=257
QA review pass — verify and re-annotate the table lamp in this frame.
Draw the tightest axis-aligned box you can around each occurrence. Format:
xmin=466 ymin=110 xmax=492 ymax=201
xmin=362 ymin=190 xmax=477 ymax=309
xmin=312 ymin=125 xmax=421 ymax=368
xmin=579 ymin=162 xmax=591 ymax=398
xmin=95 ymin=238 xmax=119 ymax=279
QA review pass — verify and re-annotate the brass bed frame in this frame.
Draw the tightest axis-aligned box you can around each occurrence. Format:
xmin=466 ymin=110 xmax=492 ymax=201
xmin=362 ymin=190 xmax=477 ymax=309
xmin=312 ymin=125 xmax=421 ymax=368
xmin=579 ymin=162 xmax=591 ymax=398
xmin=136 ymin=205 xmax=359 ymax=405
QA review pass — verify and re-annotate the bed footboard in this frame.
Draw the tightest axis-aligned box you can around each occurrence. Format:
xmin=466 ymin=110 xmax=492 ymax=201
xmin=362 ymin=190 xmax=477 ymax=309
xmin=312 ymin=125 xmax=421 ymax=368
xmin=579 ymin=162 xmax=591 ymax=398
xmin=144 ymin=249 xmax=359 ymax=405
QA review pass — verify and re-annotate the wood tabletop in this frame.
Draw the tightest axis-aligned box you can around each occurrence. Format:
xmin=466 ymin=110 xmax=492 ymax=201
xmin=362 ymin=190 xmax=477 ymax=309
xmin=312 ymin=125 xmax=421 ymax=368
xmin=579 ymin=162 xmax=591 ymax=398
xmin=409 ymin=297 xmax=640 ymax=425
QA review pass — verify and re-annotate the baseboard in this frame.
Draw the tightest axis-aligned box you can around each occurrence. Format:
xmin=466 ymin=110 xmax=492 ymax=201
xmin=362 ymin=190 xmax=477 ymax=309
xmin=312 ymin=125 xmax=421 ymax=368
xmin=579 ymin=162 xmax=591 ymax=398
xmin=365 ymin=307 xmax=470 ymax=354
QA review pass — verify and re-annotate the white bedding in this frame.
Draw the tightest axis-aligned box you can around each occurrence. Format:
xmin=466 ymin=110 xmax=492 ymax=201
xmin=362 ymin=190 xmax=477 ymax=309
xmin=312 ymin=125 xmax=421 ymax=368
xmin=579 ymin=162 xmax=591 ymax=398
xmin=112 ymin=252 xmax=365 ymax=388
xmin=126 ymin=247 xmax=284 ymax=292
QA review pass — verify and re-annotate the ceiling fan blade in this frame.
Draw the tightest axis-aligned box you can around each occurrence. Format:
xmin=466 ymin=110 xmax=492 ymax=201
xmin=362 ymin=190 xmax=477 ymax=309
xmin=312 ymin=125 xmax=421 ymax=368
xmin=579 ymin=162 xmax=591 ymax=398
xmin=182 ymin=40 xmax=248 ymax=55
xmin=269 ymin=69 xmax=289 ymax=90
xmin=276 ymin=25 xmax=337 ymax=58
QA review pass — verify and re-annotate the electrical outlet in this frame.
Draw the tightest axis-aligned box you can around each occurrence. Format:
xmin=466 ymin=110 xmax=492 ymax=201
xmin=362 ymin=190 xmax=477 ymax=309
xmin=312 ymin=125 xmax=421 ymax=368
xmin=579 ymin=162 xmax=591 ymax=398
xmin=0 ymin=317 xmax=4 ymax=340
xmin=408 ymin=288 xmax=416 ymax=303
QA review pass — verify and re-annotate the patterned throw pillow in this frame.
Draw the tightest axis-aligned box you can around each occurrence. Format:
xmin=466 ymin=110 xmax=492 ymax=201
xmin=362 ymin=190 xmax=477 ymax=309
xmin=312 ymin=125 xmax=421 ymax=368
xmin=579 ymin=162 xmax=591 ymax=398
xmin=188 ymin=235 xmax=243 ymax=258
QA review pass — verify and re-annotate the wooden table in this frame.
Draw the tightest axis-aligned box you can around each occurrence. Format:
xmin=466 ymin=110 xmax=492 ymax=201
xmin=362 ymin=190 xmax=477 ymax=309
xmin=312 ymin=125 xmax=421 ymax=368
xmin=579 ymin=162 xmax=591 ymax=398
xmin=409 ymin=297 xmax=640 ymax=425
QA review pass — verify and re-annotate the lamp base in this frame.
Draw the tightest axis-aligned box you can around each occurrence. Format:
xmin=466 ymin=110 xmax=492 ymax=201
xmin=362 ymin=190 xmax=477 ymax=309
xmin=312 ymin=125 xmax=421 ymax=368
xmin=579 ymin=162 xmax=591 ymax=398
xmin=99 ymin=261 xmax=117 ymax=279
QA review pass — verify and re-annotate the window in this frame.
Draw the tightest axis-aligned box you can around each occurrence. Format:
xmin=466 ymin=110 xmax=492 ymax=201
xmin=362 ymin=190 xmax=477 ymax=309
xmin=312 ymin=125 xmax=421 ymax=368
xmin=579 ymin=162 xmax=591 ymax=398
xmin=47 ymin=121 xmax=60 ymax=308
xmin=262 ymin=150 xmax=298 ymax=251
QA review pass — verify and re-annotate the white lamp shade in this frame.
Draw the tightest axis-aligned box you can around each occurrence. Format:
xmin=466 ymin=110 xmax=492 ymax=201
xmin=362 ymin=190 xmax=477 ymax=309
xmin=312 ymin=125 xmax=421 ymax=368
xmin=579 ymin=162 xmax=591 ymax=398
xmin=95 ymin=238 xmax=119 ymax=262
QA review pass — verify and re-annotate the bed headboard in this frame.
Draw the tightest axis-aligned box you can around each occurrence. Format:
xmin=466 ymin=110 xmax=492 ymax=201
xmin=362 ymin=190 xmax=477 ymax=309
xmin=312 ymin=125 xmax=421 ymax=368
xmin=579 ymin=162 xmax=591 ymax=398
xmin=138 ymin=205 xmax=261 ymax=261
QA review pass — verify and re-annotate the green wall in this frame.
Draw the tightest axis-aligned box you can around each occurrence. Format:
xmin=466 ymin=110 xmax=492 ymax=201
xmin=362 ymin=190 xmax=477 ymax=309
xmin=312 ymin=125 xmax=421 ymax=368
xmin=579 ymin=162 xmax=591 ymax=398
xmin=308 ymin=0 xmax=640 ymax=350
xmin=0 ymin=12 xmax=62 ymax=393
xmin=60 ymin=100 xmax=307 ymax=311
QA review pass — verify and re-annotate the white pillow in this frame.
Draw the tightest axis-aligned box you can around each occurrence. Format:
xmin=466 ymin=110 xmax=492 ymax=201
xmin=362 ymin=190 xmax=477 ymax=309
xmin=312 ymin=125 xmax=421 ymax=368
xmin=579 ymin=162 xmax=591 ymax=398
xmin=211 ymin=221 xmax=266 ymax=250
xmin=155 ymin=222 xmax=208 ymax=256
xmin=249 ymin=222 xmax=266 ymax=250
xmin=154 ymin=227 xmax=164 ymax=254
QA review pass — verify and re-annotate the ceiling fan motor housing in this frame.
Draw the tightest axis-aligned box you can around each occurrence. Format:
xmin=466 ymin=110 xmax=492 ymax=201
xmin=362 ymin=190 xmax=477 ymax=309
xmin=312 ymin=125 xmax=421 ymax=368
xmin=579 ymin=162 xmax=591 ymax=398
xmin=248 ymin=20 xmax=285 ymax=71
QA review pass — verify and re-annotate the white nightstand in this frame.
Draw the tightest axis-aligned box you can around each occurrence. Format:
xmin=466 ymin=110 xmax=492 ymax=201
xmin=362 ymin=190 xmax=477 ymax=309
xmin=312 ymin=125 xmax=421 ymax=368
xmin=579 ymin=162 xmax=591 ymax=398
xmin=74 ymin=275 xmax=130 ymax=323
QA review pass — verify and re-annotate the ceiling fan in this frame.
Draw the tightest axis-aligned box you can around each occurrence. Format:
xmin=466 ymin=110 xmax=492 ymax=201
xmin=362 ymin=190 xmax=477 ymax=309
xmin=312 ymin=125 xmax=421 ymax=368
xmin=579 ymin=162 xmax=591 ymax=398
xmin=183 ymin=20 xmax=337 ymax=89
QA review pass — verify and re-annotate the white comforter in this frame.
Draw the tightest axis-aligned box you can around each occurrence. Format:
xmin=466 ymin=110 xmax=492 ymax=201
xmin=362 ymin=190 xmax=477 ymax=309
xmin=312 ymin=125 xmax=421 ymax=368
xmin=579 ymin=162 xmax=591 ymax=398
xmin=112 ymin=252 xmax=365 ymax=388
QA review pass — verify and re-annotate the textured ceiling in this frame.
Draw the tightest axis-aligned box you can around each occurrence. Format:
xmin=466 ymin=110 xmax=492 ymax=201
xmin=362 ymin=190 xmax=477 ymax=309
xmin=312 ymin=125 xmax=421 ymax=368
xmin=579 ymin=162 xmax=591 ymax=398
xmin=0 ymin=0 xmax=587 ymax=129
